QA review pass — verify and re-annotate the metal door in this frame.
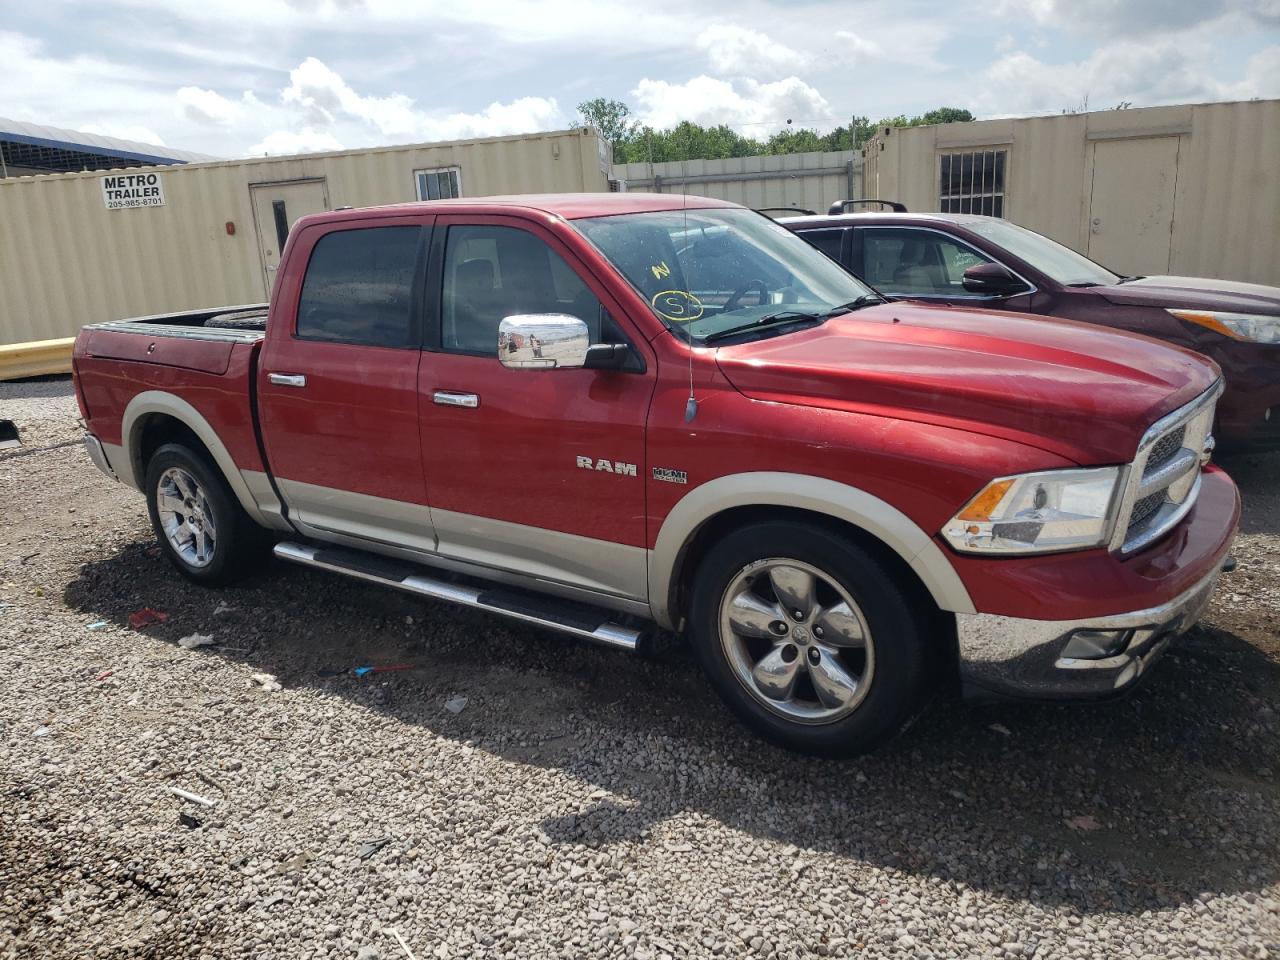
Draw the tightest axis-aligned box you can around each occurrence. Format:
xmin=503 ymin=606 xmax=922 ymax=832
xmin=1087 ymin=137 xmax=1179 ymax=277
xmin=250 ymin=179 xmax=329 ymax=296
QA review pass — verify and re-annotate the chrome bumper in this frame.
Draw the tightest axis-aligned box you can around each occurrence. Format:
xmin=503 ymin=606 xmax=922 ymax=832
xmin=956 ymin=561 xmax=1227 ymax=700
xmin=84 ymin=433 xmax=116 ymax=480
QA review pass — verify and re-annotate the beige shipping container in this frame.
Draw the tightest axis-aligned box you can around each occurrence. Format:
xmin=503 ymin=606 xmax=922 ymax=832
xmin=0 ymin=128 xmax=609 ymax=344
xmin=862 ymin=98 xmax=1280 ymax=286
xmin=612 ymin=150 xmax=861 ymax=215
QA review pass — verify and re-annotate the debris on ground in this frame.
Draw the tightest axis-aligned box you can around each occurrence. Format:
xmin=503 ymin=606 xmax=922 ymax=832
xmin=353 ymin=664 xmax=416 ymax=678
xmin=389 ymin=928 xmax=420 ymax=960
xmin=127 ymin=607 xmax=168 ymax=629
xmin=87 ymin=621 xmax=109 ymax=631
xmin=168 ymin=786 xmax=217 ymax=807
xmin=0 ymin=419 xmax=19 ymax=450
xmin=989 ymin=722 xmax=1013 ymax=736
xmin=358 ymin=838 xmax=390 ymax=860
xmin=177 ymin=632 xmax=216 ymax=649
xmin=443 ymin=695 xmax=468 ymax=715
xmin=178 ymin=812 xmax=202 ymax=829
xmin=213 ymin=601 xmax=234 ymax=615
xmin=33 ymin=725 xmax=50 ymax=737
xmin=1065 ymin=814 xmax=1103 ymax=832
xmin=195 ymin=771 xmax=227 ymax=794
xmin=250 ymin=672 xmax=282 ymax=692
xmin=93 ymin=669 xmax=113 ymax=682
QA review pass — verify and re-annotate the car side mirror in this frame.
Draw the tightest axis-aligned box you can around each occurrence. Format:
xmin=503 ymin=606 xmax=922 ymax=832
xmin=498 ymin=314 xmax=591 ymax=369
xmin=962 ymin=262 xmax=1029 ymax=296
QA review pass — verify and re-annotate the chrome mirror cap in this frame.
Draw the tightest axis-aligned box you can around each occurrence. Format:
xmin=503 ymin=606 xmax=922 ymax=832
xmin=498 ymin=314 xmax=590 ymax=369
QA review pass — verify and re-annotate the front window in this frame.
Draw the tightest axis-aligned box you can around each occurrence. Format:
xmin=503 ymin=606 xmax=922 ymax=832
xmin=963 ymin=218 xmax=1120 ymax=287
xmin=573 ymin=208 xmax=876 ymax=343
xmin=859 ymin=227 xmax=995 ymax=297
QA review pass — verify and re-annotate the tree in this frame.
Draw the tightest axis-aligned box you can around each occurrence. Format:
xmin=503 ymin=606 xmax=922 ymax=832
xmin=576 ymin=98 xmax=635 ymax=146
xmin=918 ymin=107 xmax=974 ymax=125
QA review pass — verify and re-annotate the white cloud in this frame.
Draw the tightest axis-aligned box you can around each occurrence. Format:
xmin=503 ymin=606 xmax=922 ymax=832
xmin=632 ymin=75 xmax=832 ymax=131
xmin=696 ymin=25 xmax=805 ymax=76
xmin=247 ymin=128 xmax=345 ymax=155
xmin=1002 ymin=0 xmax=1279 ymax=32
xmin=177 ymin=86 xmax=241 ymax=127
xmin=974 ymin=39 xmax=1263 ymax=115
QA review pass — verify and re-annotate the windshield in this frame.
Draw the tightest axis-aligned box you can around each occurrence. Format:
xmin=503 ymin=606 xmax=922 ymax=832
xmin=963 ymin=218 xmax=1121 ymax=287
xmin=573 ymin=207 xmax=876 ymax=343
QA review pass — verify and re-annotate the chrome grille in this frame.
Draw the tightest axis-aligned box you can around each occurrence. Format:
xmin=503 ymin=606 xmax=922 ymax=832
xmin=1111 ymin=382 xmax=1221 ymax=555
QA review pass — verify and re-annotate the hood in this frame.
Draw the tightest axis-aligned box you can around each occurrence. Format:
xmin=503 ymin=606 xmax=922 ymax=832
xmin=1097 ymin=275 xmax=1280 ymax=314
xmin=714 ymin=303 xmax=1219 ymax=464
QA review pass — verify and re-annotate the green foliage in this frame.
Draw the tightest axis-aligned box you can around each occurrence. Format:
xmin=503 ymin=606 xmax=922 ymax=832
xmin=595 ymin=104 xmax=976 ymax=163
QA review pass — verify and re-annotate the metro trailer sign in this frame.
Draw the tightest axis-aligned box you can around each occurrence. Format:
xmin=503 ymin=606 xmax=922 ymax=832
xmin=100 ymin=172 xmax=166 ymax=210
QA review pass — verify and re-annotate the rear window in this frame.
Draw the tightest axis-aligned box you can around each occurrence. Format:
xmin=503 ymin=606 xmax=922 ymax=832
xmin=296 ymin=226 xmax=421 ymax=347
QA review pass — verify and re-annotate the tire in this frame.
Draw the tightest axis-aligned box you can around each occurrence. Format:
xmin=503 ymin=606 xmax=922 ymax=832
xmin=204 ymin=310 xmax=267 ymax=331
xmin=144 ymin=443 xmax=267 ymax=585
xmin=688 ymin=521 xmax=930 ymax=757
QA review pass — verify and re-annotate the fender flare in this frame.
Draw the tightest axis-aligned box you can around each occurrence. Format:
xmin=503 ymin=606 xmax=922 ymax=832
xmin=120 ymin=390 xmax=278 ymax=528
xmin=648 ymin=471 xmax=975 ymax=629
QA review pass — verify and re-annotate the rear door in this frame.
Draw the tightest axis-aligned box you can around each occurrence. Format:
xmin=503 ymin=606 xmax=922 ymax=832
xmin=415 ymin=214 xmax=654 ymax=601
xmin=257 ymin=215 xmax=437 ymax=552
xmin=852 ymin=225 xmax=1034 ymax=310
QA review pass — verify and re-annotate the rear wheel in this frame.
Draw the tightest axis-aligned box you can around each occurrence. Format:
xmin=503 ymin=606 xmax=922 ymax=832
xmin=144 ymin=443 xmax=266 ymax=585
xmin=689 ymin=521 xmax=930 ymax=756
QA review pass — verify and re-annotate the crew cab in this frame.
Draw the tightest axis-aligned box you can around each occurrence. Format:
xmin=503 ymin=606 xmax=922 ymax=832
xmin=73 ymin=194 xmax=1239 ymax=756
xmin=783 ymin=206 xmax=1280 ymax=451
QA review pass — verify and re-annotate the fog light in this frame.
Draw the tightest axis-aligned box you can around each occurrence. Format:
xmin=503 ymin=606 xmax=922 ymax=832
xmin=1060 ymin=628 xmax=1133 ymax=660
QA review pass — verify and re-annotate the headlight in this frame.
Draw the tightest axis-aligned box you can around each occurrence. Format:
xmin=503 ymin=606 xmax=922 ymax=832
xmin=942 ymin=467 xmax=1121 ymax=555
xmin=1168 ymin=309 xmax=1280 ymax=344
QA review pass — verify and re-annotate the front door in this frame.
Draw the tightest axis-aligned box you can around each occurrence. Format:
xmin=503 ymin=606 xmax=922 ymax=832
xmin=417 ymin=215 xmax=654 ymax=601
xmin=1087 ymin=137 xmax=1178 ymax=277
xmin=250 ymin=179 xmax=329 ymax=297
xmin=257 ymin=215 xmax=436 ymax=553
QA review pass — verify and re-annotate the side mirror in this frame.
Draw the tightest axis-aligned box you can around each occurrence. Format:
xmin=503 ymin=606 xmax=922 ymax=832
xmin=498 ymin=314 xmax=590 ymax=369
xmin=962 ymin=262 xmax=1029 ymax=296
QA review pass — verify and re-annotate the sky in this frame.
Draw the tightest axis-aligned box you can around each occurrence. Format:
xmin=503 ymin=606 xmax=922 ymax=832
xmin=2 ymin=0 xmax=1278 ymax=158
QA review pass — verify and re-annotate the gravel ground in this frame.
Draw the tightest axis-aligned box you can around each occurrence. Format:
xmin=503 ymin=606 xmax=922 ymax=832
xmin=1 ymin=376 xmax=1278 ymax=960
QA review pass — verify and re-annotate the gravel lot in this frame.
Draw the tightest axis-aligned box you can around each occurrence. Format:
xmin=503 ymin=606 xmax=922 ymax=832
xmin=1 ymin=376 xmax=1278 ymax=959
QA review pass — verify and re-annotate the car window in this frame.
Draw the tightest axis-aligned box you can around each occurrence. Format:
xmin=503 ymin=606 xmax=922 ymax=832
xmin=441 ymin=224 xmax=623 ymax=355
xmin=858 ymin=227 xmax=994 ymax=297
xmin=296 ymin=226 xmax=421 ymax=346
xmin=798 ymin=228 xmax=846 ymax=264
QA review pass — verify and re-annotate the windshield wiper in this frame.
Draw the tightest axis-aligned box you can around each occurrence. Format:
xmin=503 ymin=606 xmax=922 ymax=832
xmin=824 ymin=294 xmax=885 ymax=315
xmin=702 ymin=311 xmax=824 ymax=344
xmin=1064 ymin=281 xmax=1103 ymax=288
xmin=1115 ymin=275 xmax=1142 ymax=284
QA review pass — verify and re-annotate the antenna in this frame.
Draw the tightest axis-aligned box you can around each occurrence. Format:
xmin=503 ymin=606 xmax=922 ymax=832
xmin=682 ymin=125 xmax=698 ymax=424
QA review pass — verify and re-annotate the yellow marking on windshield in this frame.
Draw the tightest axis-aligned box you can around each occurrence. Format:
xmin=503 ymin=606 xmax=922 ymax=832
xmin=651 ymin=290 xmax=704 ymax=323
xmin=650 ymin=260 xmax=671 ymax=280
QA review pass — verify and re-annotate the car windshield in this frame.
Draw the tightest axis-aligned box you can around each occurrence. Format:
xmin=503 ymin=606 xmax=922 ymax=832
xmin=963 ymin=218 xmax=1121 ymax=287
xmin=573 ymin=207 xmax=877 ymax=343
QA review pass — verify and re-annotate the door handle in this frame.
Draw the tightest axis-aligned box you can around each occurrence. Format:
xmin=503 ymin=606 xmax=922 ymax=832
xmin=433 ymin=391 xmax=479 ymax=408
xmin=269 ymin=373 xmax=307 ymax=388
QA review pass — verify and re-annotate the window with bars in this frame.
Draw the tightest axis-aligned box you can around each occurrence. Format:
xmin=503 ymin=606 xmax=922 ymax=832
xmin=414 ymin=167 xmax=461 ymax=201
xmin=939 ymin=150 xmax=1005 ymax=217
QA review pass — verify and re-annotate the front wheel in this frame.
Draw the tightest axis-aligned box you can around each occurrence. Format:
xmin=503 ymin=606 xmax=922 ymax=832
xmin=689 ymin=522 xmax=931 ymax=757
xmin=144 ymin=443 xmax=266 ymax=585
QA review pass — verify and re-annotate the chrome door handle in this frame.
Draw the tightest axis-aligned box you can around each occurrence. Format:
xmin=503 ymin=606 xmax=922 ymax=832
xmin=269 ymin=373 xmax=307 ymax=388
xmin=433 ymin=390 xmax=479 ymax=408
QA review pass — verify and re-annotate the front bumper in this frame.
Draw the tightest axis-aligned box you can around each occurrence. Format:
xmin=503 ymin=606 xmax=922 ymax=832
xmin=956 ymin=559 xmax=1227 ymax=700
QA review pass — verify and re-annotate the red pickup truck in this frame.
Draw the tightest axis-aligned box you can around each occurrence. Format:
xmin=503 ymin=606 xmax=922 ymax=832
xmin=73 ymin=194 xmax=1239 ymax=756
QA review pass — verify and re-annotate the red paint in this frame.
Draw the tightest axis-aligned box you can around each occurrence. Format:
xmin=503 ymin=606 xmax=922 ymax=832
xmin=74 ymin=195 xmax=1239 ymax=628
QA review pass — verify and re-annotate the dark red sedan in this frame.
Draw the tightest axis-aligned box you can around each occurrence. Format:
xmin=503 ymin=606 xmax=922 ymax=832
xmin=782 ymin=209 xmax=1280 ymax=451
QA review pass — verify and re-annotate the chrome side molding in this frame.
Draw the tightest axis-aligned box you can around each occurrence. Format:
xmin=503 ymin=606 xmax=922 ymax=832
xmin=273 ymin=541 xmax=645 ymax=652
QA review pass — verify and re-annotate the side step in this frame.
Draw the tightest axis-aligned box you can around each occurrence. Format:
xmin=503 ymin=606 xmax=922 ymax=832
xmin=273 ymin=541 xmax=646 ymax=652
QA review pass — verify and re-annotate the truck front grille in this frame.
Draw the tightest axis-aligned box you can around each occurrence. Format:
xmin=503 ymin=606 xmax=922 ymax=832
xmin=1112 ymin=383 xmax=1221 ymax=555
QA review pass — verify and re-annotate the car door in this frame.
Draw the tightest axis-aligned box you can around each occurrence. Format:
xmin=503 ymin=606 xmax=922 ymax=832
xmin=257 ymin=215 xmax=437 ymax=553
xmin=853 ymin=225 xmax=1034 ymax=311
xmin=416 ymin=215 xmax=654 ymax=602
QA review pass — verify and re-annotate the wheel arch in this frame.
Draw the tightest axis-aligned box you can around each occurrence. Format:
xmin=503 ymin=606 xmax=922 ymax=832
xmin=121 ymin=391 xmax=274 ymax=528
xmin=649 ymin=472 xmax=976 ymax=632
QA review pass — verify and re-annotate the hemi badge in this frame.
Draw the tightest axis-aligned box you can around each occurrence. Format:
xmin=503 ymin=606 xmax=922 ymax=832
xmin=652 ymin=467 xmax=688 ymax=485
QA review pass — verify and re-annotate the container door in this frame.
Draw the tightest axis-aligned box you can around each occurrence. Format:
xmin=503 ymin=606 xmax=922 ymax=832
xmin=250 ymin=179 xmax=329 ymax=296
xmin=1087 ymin=137 xmax=1179 ymax=277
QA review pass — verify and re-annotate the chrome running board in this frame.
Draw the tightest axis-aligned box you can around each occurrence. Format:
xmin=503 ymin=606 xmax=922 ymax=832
xmin=273 ymin=541 xmax=646 ymax=652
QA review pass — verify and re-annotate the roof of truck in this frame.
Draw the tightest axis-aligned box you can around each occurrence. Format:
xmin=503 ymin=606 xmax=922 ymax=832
xmin=318 ymin=193 xmax=739 ymax=224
